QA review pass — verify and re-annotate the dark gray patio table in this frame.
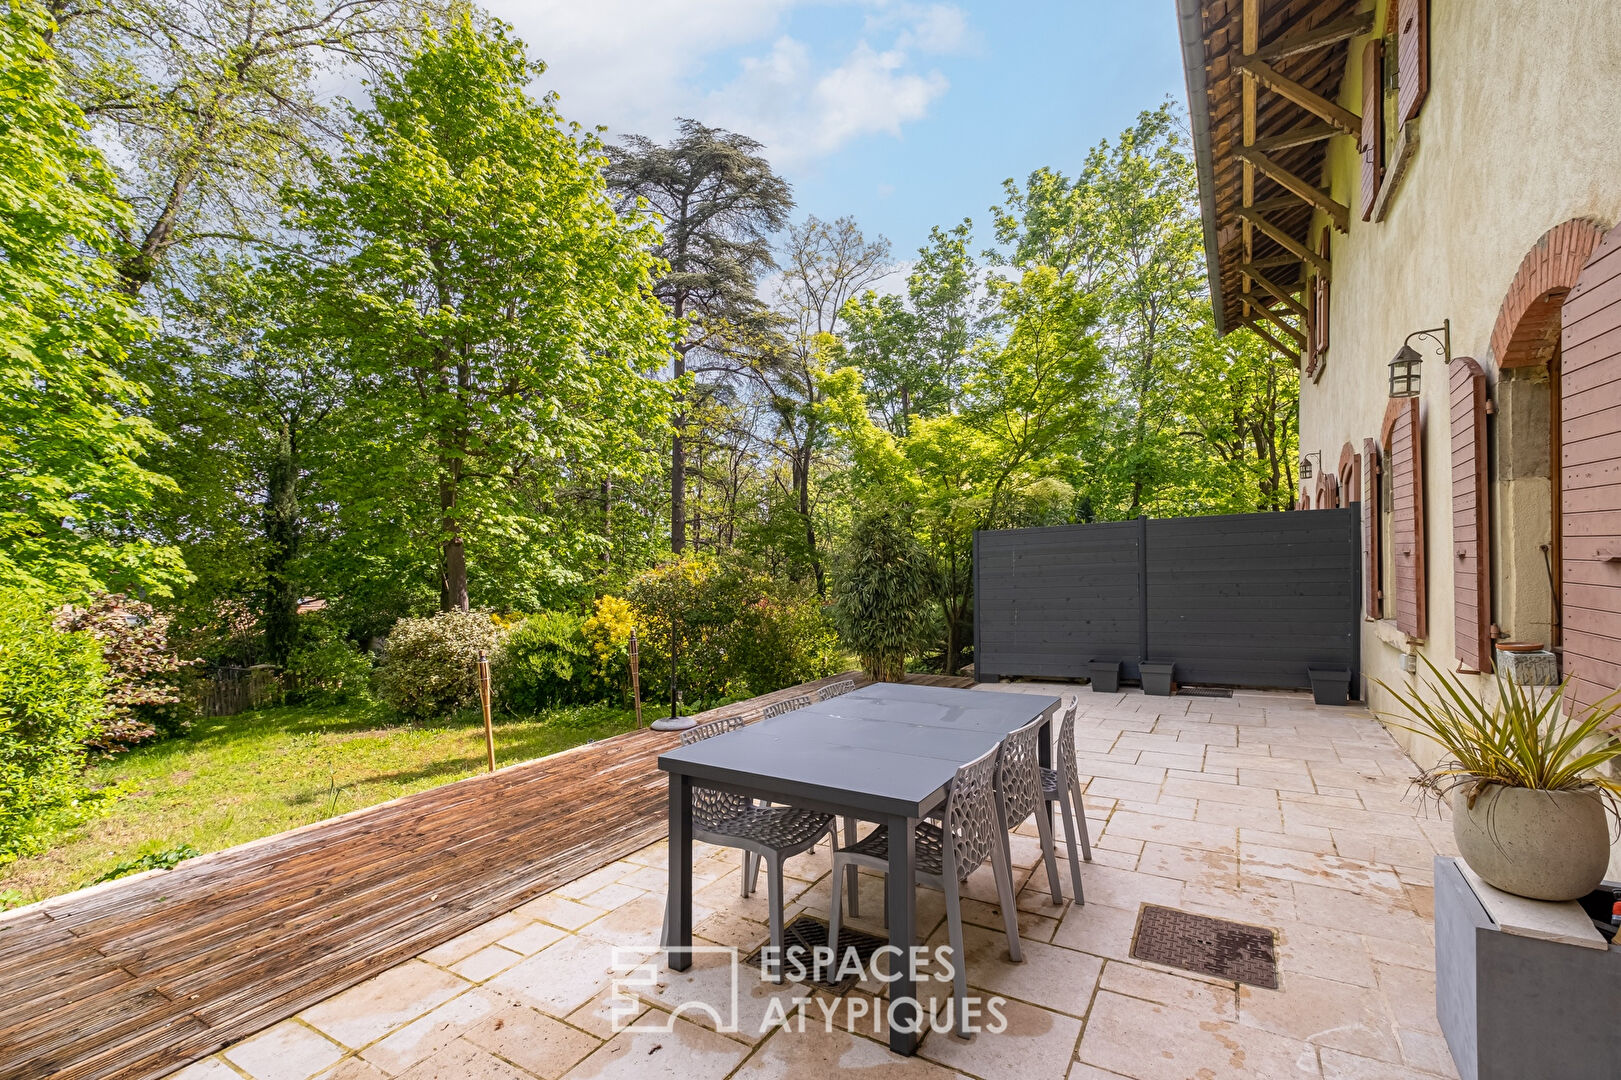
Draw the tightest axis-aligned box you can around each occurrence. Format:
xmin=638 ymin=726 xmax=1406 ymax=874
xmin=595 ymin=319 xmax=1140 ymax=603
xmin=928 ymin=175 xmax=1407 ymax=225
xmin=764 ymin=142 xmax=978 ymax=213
xmin=658 ymin=682 xmax=1060 ymax=1055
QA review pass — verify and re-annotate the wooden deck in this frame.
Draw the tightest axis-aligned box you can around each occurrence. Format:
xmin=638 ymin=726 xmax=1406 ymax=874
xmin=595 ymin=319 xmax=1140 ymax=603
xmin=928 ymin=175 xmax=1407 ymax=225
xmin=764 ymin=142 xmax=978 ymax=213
xmin=0 ymin=672 xmax=974 ymax=1080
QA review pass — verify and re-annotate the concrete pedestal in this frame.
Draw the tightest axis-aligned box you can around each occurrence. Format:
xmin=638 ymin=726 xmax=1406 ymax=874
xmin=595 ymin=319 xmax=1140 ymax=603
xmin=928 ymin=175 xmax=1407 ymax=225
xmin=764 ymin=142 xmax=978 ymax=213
xmin=1435 ymin=856 xmax=1620 ymax=1080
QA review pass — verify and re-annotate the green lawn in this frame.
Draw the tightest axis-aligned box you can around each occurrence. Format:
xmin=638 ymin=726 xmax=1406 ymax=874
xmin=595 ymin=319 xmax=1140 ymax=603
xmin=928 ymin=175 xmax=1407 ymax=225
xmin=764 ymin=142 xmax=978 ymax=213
xmin=0 ymin=700 xmax=646 ymax=908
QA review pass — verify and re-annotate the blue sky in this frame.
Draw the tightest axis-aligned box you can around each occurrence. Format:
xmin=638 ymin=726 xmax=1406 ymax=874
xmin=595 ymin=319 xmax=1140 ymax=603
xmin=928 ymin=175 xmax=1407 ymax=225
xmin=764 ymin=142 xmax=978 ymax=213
xmin=485 ymin=1 xmax=1188 ymax=272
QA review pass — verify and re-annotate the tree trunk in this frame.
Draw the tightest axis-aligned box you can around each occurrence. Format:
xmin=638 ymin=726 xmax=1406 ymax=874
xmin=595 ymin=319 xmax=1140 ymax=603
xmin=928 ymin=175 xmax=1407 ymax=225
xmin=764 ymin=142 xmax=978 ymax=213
xmin=263 ymin=418 xmax=300 ymax=665
xmin=671 ymin=329 xmax=689 ymax=552
xmin=440 ymin=440 xmax=469 ymax=612
xmin=600 ymin=478 xmax=612 ymax=569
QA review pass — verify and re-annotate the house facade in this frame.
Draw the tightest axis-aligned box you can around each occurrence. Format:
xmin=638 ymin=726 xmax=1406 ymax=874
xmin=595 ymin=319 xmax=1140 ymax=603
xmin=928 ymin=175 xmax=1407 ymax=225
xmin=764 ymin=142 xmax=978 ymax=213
xmin=1177 ymin=0 xmax=1621 ymax=757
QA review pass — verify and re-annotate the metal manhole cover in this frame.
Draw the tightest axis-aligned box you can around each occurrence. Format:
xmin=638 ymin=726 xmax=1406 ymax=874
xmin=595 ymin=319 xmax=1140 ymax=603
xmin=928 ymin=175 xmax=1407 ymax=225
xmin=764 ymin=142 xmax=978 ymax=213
xmin=1177 ymin=686 xmax=1234 ymax=698
xmin=742 ymin=915 xmax=887 ymax=993
xmin=1130 ymin=904 xmax=1278 ymax=988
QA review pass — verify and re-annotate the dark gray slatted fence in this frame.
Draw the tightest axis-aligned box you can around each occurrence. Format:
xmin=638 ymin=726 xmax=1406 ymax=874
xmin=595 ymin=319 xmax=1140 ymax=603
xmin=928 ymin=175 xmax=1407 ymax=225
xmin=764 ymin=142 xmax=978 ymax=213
xmin=974 ymin=509 xmax=1360 ymax=692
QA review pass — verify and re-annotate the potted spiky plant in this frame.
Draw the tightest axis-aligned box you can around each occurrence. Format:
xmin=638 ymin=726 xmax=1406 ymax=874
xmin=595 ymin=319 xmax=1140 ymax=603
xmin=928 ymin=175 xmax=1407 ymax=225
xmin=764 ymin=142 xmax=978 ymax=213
xmin=1380 ymin=659 xmax=1621 ymax=902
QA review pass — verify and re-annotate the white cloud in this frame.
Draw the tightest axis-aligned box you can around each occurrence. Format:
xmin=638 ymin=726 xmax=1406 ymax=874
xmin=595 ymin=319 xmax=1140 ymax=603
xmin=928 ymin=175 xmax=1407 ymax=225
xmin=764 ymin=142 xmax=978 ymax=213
xmin=483 ymin=0 xmax=966 ymax=168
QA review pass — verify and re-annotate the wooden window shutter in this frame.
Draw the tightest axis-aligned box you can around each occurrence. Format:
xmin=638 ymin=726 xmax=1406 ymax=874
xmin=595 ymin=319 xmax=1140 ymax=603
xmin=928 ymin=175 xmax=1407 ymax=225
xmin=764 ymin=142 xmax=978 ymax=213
xmin=1389 ymin=397 xmax=1426 ymax=638
xmin=1450 ymin=358 xmax=1490 ymax=671
xmin=1398 ymin=0 xmax=1429 ymax=123
xmin=1560 ymin=223 xmax=1621 ymax=710
xmin=1314 ymin=234 xmax=1331 ymax=356
xmin=1364 ymin=438 xmax=1381 ymax=619
xmin=1359 ymin=39 xmax=1384 ymax=222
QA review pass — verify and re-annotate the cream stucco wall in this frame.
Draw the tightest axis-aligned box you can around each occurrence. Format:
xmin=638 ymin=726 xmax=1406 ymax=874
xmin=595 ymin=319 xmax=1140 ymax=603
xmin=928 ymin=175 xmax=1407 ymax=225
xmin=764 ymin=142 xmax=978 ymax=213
xmin=1296 ymin=0 xmax=1621 ymax=765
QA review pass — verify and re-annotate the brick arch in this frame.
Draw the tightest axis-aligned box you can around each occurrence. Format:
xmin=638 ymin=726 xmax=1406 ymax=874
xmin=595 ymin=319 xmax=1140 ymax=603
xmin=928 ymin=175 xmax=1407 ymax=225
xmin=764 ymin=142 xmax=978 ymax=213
xmin=1315 ymin=471 xmax=1339 ymax=509
xmin=1337 ymin=442 xmax=1361 ymax=504
xmin=1491 ymin=219 xmax=1608 ymax=369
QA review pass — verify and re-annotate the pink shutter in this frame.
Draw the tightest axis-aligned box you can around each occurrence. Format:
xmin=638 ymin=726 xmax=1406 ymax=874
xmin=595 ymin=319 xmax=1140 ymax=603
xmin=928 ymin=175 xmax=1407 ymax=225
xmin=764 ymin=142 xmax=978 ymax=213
xmin=1398 ymin=0 xmax=1429 ymax=123
xmin=1450 ymin=358 xmax=1491 ymax=671
xmin=1364 ymin=438 xmax=1381 ymax=620
xmin=1359 ymin=40 xmax=1384 ymax=222
xmin=1389 ymin=398 xmax=1426 ymax=638
xmin=1561 ymin=223 xmax=1621 ymax=710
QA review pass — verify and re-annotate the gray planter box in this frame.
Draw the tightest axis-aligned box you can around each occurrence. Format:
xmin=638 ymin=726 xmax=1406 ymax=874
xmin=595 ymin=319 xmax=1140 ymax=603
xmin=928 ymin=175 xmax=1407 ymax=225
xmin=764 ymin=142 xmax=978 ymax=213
xmin=1139 ymin=661 xmax=1175 ymax=696
xmin=1307 ymin=667 xmax=1350 ymax=706
xmin=1088 ymin=660 xmax=1120 ymax=693
xmin=1435 ymin=856 xmax=1621 ymax=1080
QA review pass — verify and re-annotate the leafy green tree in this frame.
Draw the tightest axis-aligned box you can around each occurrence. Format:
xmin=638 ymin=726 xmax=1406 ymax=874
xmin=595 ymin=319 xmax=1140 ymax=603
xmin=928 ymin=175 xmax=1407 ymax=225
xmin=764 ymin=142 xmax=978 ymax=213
xmin=0 ymin=589 xmax=105 ymax=861
xmin=138 ymin=259 xmax=345 ymax=663
xmin=829 ymin=508 xmax=932 ymax=681
xmin=48 ymin=0 xmax=434 ymax=292
xmin=292 ymin=16 xmax=674 ymax=611
xmin=0 ymin=2 xmax=184 ymax=598
xmin=606 ymin=119 xmax=793 ymax=552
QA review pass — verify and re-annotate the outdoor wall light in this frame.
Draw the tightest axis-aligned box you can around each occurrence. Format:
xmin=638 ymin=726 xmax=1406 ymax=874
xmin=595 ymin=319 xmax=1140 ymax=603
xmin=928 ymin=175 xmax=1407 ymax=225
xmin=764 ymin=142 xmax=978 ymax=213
xmin=1388 ymin=320 xmax=1451 ymax=398
xmin=1299 ymin=451 xmax=1321 ymax=480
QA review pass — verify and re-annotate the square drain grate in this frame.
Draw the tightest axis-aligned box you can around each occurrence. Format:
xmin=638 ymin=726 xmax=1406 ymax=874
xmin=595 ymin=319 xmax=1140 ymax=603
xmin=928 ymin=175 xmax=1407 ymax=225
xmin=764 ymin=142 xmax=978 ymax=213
xmin=1131 ymin=904 xmax=1278 ymax=989
xmin=743 ymin=915 xmax=887 ymax=993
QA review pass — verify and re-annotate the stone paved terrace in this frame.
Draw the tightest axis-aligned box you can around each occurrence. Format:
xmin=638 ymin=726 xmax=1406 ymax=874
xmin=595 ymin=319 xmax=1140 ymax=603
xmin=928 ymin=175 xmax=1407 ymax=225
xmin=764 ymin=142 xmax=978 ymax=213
xmin=164 ymin=684 xmax=1460 ymax=1080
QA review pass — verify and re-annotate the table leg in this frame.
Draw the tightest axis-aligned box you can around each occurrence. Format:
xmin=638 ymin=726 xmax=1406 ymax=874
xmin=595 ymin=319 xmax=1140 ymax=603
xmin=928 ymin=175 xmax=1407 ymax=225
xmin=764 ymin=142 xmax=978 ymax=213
xmin=1039 ymin=710 xmax=1055 ymax=832
xmin=667 ymin=773 xmax=692 ymax=971
xmin=886 ymin=814 xmax=920 ymax=1055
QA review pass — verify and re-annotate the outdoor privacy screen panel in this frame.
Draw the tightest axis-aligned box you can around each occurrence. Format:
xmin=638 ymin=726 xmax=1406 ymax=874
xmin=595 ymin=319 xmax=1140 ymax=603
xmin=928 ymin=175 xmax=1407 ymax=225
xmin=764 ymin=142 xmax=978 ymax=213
xmin=973 ymin=509 xmax=1361 ymax=692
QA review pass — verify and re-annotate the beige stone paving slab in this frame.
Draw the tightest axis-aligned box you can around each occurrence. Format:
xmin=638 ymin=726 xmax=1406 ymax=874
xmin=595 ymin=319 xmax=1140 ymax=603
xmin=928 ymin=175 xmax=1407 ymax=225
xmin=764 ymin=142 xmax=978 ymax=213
xmin=553 ymin=863 xmax=630 ymax=900
xmin=1195 ymin=800 xmax=1286 ymax=830
xmin=313 ymin=1060 xmax=389 ymax=1080
xmin=916 ymin=995 xmax=1084 ymax=1080
xmin=1238 ymin=970 xmax=1401 ymax=1063
xmin=1096 ymin=958 xmax=1237 ymax=1020
xmin=299 ymin=961 xmax=470 ymax=1050
xmin=1182 ymin=879 xmax=1299 ymax=925
xmin=926 ymin=921 xmax=1102 ymax=1019
xmin=392 ymin=1037 xmax=532 ymax=1080
xmin=514 ymin=892 xmax=606 ymax=931
xmin=223 ymin=1019 xmax=346 ymax=1080
xmin=1395 ymin=1027 xmax=1459 ymax=1077
xmin=1271 ymin=920 xmax=1379 ymax=988
xmin=358 ymin=988 xmax=502 ymax=1074
xmin=1067 ymin=1062 xmax=1135 ymax=1080
xmin=1240 ymin=843 xmax=1406 ymax=894
xmin=558 ymin=1016 xmax=750 ymax=1080
xmin=1290 ymin=883 xmax=1430 ymax=944
xmin=576 ymin=893 xmax=683 ymax=949
xmin=1318 ymin=1046 xmax=1449 ymax=1079
xmin=486 ymin=933 xmax=646 ymax=1019
xmin=1371 ymin=962 xmax=1442 ymax=1035
xmin=1051 ymin=899 xmax=1139 ymax=961
xmin=1138 ymin=842 xmax=1240 ymax=889
xmin=565 ymin=986 xmax=648 ymax=1040
xmin=629 ymin=944 xmax=815 ymax=1044
xmin=734 ymin=1023 xmax=960 ymax=1079
xmin=1102 ymin=811 xmax=1238 ymax=854
xmin=1078 ymin=990 xmax=1321 ymax=1079
xmin=450 ymin=944 xmax=525 ymax=982
xmin=418 ymin=913 xmax=532 ymax=967
xmin=497 ymin=919 xmax=569 ymax=957
xmin=462 ymin=997 xmax=601 ymax=1078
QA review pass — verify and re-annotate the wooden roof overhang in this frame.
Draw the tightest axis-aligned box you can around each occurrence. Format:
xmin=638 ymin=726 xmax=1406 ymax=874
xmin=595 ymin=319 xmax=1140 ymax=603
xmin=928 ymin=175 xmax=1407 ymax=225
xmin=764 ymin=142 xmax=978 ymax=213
xmin=1175 ymin=0 xmax=1367 ymax=354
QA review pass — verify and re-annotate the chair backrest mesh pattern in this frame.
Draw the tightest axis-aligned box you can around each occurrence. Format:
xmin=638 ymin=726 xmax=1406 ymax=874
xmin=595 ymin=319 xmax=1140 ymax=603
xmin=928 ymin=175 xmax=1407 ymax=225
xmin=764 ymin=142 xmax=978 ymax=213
xmin=818 ymin=678 xmax=856 ymax=700
xmin=996 ymin=715 xmax=1045 ymax=825
xmin=680 ymin=715 xmax=749 ymax=822
xmin=761 ymin=694 xmax=813 ymax=720
xmin=1056 ymin=694 xmax=1079 ymax=784
xmin=943 ymin=744 xmax=999 ymax=879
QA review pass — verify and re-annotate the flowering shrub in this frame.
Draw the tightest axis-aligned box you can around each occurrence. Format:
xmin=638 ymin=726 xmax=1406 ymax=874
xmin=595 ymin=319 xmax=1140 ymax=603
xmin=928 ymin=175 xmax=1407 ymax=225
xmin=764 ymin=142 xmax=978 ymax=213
xmin=582 ymin=594 xmax=635 ymax=669
xmin=491 ymin=610 xmax=610 ymax=710
xmin=53 ymin=594 xmax=198 ymax=749
xmin=372 ymin=610 xmax=505 ymax=719
xmin=1 ymin=591 xmax=106 ymax=861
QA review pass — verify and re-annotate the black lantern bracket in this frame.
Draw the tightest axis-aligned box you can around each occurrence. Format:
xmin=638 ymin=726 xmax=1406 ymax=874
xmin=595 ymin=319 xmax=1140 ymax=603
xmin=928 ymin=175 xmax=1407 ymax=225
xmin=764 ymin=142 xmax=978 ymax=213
xmin=1389 ymin=320 xmax=1451 ymax=398
xmin=1300 ymin=450 xmax=1322 ymax=480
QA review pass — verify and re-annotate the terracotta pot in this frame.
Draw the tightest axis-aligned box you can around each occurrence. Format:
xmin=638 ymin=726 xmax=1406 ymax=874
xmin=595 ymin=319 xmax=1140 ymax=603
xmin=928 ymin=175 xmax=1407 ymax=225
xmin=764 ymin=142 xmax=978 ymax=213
xmin=1450 ymin=785 xmax=1611 ymax=901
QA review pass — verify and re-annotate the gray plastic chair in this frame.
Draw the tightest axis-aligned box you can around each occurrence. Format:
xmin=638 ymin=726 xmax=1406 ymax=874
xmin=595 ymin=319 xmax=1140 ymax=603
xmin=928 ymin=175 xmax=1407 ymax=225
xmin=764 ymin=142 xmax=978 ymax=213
xmin=761 ymin=694 xmax=814 ymax=720
xmin=827 ymin=742 xmax=1020 ymax=1039
xmin=997 ymin=713 xmax=1066 ymax=904
xmin=676 ymin=716 xmax=834 ymax=957
xmin=817 ymin=678 xmax=857 ymax=700
xmin=1041 ymin=694 xmax=1091 ymax=897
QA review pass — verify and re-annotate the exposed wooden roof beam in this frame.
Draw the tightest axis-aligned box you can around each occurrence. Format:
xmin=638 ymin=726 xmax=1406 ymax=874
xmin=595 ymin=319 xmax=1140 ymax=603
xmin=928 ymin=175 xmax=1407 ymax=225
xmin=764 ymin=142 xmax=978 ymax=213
xmin=1251 ymin=195 xmax=1310 ymax=215
xmin=1251 ymin=253 xmax=1303 ymax=270
xmin=1240 ymin=317 xmax=1303 ymax=364
xmin=1237 ymin=262 xmax=1308 ymax=318
xmin=1250 ymin=300 xmax=1307 ymax=347
xmin=1252 ymin=122 xmax=1340 ymax=154
xmin=1234 ymin=147 xmax=1350 ymax=232
xmin=1249 ymin=10 xmax=1376 ymax=63
xmin=1240 ymin=58 xmax=1362 ymax=138
xmin=1237 ymin=208 xmax=1332 ymax=278
xmin=1239 ymin=0 xmax=1259 ymax=313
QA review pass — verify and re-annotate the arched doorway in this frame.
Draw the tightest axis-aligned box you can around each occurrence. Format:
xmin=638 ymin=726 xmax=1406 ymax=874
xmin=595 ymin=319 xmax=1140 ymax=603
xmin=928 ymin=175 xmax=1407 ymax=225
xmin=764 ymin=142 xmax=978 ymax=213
xmin=1489 ymin=219 xmax=1607 ymax=660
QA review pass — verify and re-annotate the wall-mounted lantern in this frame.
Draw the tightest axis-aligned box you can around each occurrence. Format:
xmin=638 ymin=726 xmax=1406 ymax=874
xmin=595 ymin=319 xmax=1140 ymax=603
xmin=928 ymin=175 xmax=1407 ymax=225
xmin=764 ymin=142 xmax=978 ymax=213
xmin=1389 ymin=320 xmax=1451 ymax=398
xmin=1300 ymin=451 xmax=1321 ymax=480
